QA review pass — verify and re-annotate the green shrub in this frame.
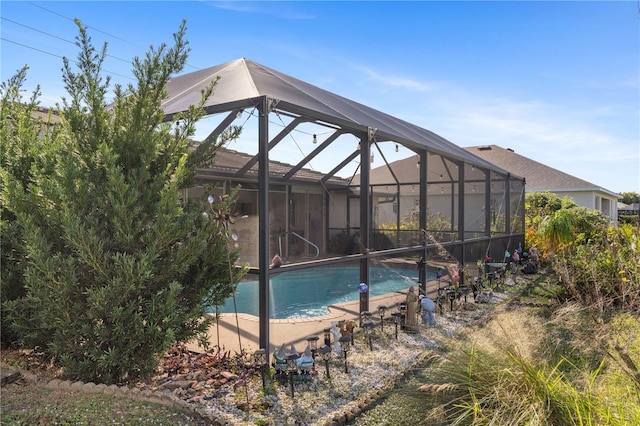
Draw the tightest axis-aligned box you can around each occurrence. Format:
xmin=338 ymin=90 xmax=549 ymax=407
xmin=552 ymin=224 xmax=639 ymax=316
xmin=1 ymin=21 xmax=244 ymax=383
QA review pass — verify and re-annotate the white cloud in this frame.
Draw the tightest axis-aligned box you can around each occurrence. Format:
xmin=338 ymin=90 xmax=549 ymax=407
xmin=349 ymin=72 xmax=638 ymax=191
xmin=353 ymin=65 xmax=436 ymax=93
xmin=205 ymin=1 xmax=316 ymax=20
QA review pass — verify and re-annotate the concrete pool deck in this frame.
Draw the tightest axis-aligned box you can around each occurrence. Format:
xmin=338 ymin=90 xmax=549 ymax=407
xmin=187 ymin=278 xmax=445 ymax=355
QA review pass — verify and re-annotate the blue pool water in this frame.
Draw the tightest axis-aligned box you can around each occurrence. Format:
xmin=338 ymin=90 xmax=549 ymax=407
xmin=214 ymin=266 xmax=434 ymax=319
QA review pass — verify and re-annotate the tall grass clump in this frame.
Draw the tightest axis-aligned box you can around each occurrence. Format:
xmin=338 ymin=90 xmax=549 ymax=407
xmin=408 ymin=203 xmax=640 ymax=425
xmin=420 ymin=344 xmax=611 ymax=426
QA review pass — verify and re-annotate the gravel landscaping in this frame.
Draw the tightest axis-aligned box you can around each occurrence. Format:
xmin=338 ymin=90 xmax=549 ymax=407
xmin=2 ymin=287 xmax=514 ymax=425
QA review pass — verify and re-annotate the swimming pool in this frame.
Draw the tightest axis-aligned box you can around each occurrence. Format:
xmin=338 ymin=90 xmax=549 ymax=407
xmin=213 ymin=265 xmax=434 ymax=319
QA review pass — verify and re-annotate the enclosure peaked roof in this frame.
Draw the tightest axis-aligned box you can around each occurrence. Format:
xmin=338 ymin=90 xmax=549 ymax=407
xmin=162 ymin=58 xmax=511 ymax=175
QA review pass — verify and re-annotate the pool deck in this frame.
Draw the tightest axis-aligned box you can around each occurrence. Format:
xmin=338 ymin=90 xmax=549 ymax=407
xmin=186 ymin=278 xmax=445 ymax=355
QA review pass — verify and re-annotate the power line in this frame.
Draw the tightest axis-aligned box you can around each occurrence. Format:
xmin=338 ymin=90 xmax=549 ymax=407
xmin=2 ymin=17 xmax=74 ymax=46
xmin=1 ymin=37 xmax=135 ymax=81
xmin=25 ymin=1 xmax=200 ymax=70
xmin=1 ymin=37 xmax=64 ymax=60
xmin=1 ymin=17 xmax=131 ymax=64
xmin=27 ymin=1 xmax=141 ymax=48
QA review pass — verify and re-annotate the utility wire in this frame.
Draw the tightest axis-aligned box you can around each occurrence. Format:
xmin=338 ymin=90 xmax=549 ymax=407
xmin=1 ymin=37 xmax=64 ymax=60
xmin=2 ymin=17 xmax=74 ymax=46
xmin=27 ymin=1 xmax=138 ymax=47
xmin=1 ymin=17 xmax=131 ymax=64
xmin=26 ymin=1 xmax=200 ymax=70
xmin=1 ymin=37 xmax=135 ymax=81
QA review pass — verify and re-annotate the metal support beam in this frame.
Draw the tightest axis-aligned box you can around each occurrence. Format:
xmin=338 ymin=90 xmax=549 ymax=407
xmin=283 ymin=129 xmax=346 ymax=181
xmin=321 ymin=150 xmax=360 ymax=184
xmin=257 ymin=96 xmax=271 ymax=351
xmin=237 ymin=117 xmax=306 ymax=177
xmin=201 ymin=110 xmax=243 ymax=144
xmin=419 ymin=150 xmax=427 ymax=293
xmin=505 ymin=173 xmax=512 ymax=236
xmin=457 ymin=163 xmax=465 ymax=284
xmin=359 ymin=130 xmax=372 ymax=315
xmin=396 ymin=183 xmax=401 ymax=247
xmin=485 ymin=171 xmax=492 ymax=238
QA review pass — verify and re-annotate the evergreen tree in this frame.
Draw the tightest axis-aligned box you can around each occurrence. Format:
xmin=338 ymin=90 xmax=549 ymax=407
xmin=0 ymin=68 xmax=57 ymax=345
xmin=619 ymin=191 xmax=640 ymax=205
xmin=1 ymin=20 xmax=244 ymax=383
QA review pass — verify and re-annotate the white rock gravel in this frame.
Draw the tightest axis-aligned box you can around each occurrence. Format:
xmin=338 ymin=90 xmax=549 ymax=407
xmin=189 ymin=292 xmax=507 ymax=426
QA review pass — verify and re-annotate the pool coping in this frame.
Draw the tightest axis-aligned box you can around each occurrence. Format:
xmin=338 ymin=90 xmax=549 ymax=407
xmin=216 ymin=288 xmax=413 ymax=324
xmin=192 ymin=278 xmax=446 ymax=354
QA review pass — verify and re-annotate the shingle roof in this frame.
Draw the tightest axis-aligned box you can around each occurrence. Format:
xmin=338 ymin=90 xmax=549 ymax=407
xmin=464 ymin=145 xmax=619 ymax=196
xmin=619 ymin=202 xmax=639 ymax=212
xmin=30 ymin=107 xmax=62 ymax=124
xmin=196 ymin=146 xmax=349 ymax=187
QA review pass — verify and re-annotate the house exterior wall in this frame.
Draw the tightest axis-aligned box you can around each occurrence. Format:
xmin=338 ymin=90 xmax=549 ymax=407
xmin=328 ymin=192 xmax=348 ymax=229
xmin=374 ymin=191 xmax=514 ymax=240
xmin=551 ymin=190 xmax=619 ymax=223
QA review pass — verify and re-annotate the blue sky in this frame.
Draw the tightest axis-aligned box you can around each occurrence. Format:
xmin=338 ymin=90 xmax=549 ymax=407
xmin=2 ymin=1 xmax=638 ymax=194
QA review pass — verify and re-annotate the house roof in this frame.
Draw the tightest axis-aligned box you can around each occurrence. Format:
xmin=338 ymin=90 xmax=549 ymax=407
xmin=362 ymin=154 xmax=474 ymax=185
xmin=197 ymin=146 xmax=349 ymax=187
xmin=31 ymin=107 xmax=61 ymax=123
xmin=162 ymin=58 xmax=511 ymax=177
xmin=464 ymin=145 xmax=620 ymax=198
xmin=618 ymin=202 xmax=640 ymax=211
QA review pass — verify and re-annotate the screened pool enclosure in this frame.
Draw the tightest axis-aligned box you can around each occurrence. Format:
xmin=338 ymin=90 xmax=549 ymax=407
xmin=162 ymin=59 xmax=525 ymax=350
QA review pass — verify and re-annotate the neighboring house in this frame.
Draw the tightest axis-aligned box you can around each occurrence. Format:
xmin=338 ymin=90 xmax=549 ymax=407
xmin=25 ymin=107 xmax=61 ymax=136
xmin=618 ymin=202 xmax=640 ymax=218
xmin=31 ymin=107 xmax=61 ymax=123
xmin=464 ymin=145 xmax=620 ymax=223
xmin=364 ymin=153 xmax=526 ymax=243
xmin=187 ymin=146 xmax=350 ymax=266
